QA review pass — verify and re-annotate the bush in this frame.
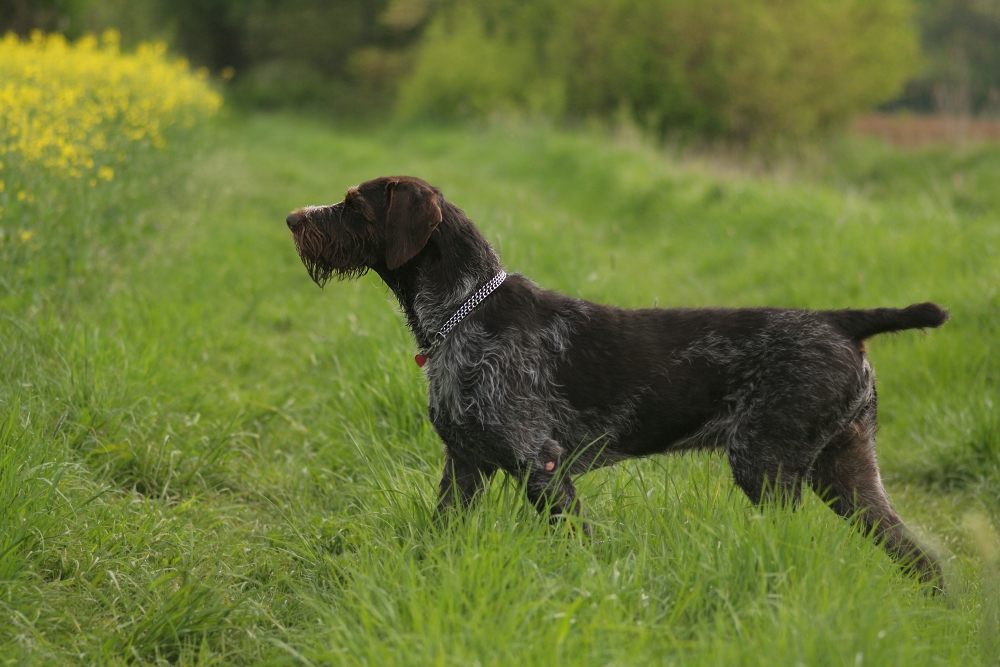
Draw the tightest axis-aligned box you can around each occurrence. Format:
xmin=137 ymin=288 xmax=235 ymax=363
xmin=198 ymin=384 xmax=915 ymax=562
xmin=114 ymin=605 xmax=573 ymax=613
xmin=396 ymin=1 xmax=563 ymax=120
xmin=0 ymin=29 xmax=221 ymax=296
xmin=399 ymin=0 xmax=921 ymax=140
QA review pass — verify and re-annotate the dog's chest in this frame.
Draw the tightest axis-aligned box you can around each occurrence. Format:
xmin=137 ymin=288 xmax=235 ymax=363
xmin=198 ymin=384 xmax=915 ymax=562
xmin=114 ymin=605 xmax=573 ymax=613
xmin=422 ymin=319 xmax=641 ymax=459
xmin=422 ymin=320 xmax=579 ymax=423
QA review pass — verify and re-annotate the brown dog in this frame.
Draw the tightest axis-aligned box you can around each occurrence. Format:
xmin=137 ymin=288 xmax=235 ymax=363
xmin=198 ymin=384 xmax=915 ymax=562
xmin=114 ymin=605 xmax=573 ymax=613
xmin=287 ymin=175 xmax=947 ymax=590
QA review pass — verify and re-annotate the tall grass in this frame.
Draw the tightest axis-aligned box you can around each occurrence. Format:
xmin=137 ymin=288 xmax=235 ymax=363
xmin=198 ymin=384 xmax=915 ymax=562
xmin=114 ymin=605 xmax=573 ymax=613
xmin=1 ymin=111 xmax=998 ymax=664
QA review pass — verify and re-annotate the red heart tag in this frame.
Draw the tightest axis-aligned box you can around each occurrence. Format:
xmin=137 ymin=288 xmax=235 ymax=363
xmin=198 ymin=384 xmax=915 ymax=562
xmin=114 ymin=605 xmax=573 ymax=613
xmin=414 ymin=354 xmax=428 ymax=367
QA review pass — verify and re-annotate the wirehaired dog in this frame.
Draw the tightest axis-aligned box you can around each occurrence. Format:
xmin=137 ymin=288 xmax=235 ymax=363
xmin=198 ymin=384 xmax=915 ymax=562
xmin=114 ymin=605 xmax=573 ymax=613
xmin=287 ymin=175 xmax=947 ymax=589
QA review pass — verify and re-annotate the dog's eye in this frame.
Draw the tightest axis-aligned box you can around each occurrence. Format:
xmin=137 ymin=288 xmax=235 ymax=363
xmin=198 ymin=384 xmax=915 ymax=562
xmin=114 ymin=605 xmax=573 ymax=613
xmin=341 ymin=195 xmax=374 ymax=223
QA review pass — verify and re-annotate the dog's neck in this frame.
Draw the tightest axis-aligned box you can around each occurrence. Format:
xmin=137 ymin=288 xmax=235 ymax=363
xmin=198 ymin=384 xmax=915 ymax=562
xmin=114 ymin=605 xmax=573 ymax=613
xmin=375 ymin=203 xmax=502 ymax=350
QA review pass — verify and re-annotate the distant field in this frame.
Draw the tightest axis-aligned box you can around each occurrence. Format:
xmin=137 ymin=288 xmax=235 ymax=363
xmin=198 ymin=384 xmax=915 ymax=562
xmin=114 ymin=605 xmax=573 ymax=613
xmin=854 ymin=113 xmax=1000 ymax=147
xmin=2 ymin=114 xmax=999 ymax=665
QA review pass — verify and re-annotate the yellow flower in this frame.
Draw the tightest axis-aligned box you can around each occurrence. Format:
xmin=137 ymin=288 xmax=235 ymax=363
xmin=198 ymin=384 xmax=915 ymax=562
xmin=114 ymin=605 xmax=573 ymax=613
xmin=0 ymin=30 xmax=221 ymax=190
xmin=19 ymin=230 xmax=35 ymax=242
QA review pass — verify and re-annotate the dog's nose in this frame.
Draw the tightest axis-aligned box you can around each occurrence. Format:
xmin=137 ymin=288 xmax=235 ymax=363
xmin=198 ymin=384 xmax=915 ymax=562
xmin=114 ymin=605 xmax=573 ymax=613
xmin=286 ymin=211 xmax=305 ymax=229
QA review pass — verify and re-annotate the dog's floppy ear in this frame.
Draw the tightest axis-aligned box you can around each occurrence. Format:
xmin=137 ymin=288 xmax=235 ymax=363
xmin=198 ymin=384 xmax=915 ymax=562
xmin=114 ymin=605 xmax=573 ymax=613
xmin=385 ymin=179 xmax=443 ymax=270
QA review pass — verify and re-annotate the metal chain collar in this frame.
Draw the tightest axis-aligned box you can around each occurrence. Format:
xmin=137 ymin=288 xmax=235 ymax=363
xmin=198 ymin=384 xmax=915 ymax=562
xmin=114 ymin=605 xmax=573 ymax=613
xmin=432 ymin=270 xmax=507 ymax=346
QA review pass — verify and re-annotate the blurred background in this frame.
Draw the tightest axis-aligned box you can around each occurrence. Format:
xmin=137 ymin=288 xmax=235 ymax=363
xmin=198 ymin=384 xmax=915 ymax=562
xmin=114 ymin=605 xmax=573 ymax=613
xmin=3 ymin=3 xmax=1000 ymax=663
xmin=3 ymin=0 xmax=999 ymax=144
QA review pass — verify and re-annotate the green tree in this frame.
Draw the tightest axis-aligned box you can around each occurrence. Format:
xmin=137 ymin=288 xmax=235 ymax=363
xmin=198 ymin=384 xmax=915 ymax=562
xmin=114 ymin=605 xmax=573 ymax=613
xmin=0 ymin=0 xmax=90 ymax=36
xmin=396 ymin=1 xmax=563 ymax=120
xmin=899 ymin=0 xmax=1000 ymax=114
xmin=399 ymin=0 xmax=921 ymax=140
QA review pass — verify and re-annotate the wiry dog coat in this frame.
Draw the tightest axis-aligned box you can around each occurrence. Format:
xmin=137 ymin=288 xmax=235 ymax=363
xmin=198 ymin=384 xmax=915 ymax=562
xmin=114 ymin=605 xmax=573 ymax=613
xmin=287 ymin=176 xmax=947 ymax=590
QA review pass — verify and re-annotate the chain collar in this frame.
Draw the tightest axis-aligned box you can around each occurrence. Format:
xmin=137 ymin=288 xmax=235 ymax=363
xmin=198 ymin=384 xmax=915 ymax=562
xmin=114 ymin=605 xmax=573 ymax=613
xmin=415 ymin=270 xmax=507 ymax=364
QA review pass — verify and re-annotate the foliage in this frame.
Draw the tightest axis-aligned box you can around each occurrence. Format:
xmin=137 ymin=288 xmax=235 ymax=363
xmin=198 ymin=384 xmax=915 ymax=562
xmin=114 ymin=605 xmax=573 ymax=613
xmin=396 ymin=2 xmax=563 ymax=120
xmin=227 ymin=0 xmax=425 ymax=114
xmin=0 ymin=29 xmax=220 ymax=295
xmin=400 ymin=0 xmax=920 ymax=140
xmin=6 ymin=0 xmax=1000 ymax=130
xmin=2 ymin=0 xmax=429 ymax=115
xmin=895 ymin=0 xmax=1000 ymax=115
xmin=0 ymin=0 xmax=91 ymax=37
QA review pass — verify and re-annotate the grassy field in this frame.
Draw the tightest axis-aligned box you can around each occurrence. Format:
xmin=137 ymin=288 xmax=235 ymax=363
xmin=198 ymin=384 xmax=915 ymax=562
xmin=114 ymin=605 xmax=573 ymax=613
xmin=2 ymin=113 xmax=999 ymax=665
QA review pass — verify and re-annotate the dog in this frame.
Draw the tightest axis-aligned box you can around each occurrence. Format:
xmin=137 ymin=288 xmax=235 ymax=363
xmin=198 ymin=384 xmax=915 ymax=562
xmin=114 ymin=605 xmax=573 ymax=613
xmin=286 ymin=175 xmax=947 ymax=590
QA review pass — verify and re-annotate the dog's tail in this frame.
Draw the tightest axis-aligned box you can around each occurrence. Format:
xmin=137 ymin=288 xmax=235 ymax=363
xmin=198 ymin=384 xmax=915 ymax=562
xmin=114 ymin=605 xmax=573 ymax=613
xmin=825 ymin=302 xmax=949 ymax=341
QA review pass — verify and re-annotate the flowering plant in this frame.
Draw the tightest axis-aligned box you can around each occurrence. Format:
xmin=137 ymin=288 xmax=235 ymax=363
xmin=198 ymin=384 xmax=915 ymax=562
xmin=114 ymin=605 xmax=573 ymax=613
xmin=0 ymin=30 xmax=221 ymax=281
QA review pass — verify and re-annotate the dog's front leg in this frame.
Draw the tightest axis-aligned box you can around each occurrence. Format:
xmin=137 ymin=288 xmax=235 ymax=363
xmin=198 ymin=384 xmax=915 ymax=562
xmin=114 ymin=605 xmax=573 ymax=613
xmin=522 ymin=439 xmax=590 ymax=535
xmin=435 ymin=448 xmax=496 ymax=514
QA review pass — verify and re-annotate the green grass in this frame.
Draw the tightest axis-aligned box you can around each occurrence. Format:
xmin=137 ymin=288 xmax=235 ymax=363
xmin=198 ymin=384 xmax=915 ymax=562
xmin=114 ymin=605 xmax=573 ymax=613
xmin=2 ymin=113 xmax=999 ymax=665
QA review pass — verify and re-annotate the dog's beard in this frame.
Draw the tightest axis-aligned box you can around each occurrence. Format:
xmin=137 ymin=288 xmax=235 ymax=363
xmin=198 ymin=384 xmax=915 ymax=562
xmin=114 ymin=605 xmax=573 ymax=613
xmin=290 ymin=223 xmax=370 ymax=287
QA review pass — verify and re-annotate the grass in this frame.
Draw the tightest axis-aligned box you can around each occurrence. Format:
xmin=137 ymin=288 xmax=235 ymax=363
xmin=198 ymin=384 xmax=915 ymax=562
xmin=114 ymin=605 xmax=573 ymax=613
xmin=1 ymin=112 xmax=999 ymax=665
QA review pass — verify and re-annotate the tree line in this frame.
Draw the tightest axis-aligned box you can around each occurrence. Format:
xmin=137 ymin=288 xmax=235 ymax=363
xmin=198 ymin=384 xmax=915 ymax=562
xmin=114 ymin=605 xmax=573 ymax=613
xmin=3 ymin=0 xmax=999 ymax=139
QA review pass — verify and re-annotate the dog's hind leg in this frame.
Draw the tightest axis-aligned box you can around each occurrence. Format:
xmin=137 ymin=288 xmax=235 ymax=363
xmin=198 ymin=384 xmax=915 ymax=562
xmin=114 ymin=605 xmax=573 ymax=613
xmin=727 ymin=440 xmax=809 ymax=507
xmin=436 ymin=448 xmax=497 ymax=513
xmin=810 ymin=398 xmax=944 ymax=592
xmin=725 ymin=410 xmax=816 ymax=506
xmin=723 ymin=369 xmax=860 ymax=508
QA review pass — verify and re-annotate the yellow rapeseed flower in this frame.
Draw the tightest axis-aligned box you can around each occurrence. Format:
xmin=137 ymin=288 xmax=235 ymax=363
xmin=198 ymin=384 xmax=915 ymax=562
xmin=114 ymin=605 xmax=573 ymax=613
xmin=0 ymin=29 xmax=221 ymax=186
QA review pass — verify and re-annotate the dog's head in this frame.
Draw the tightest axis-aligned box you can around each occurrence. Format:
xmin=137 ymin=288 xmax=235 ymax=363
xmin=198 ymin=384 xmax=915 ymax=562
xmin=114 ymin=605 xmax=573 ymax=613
xmin=286 ymin=176 xmax=444 ymax=287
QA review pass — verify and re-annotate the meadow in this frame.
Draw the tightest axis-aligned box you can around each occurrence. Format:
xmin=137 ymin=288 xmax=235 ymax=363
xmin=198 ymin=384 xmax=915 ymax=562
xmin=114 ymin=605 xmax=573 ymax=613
xmin=2 ymin=107 xmax=1000 ymax=664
